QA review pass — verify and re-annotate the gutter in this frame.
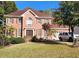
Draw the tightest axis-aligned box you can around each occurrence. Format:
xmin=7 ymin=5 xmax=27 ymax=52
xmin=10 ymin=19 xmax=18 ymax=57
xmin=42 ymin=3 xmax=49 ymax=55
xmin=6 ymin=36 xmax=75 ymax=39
xmin=4 ymin=15 xmax=22 ymax=18
xmin=50 ymin=28 xmax=69 ymax=30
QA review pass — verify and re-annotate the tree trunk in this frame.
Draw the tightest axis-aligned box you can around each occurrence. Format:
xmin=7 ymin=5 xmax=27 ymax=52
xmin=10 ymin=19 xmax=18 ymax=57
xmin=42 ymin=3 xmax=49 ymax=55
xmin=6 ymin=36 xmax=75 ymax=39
xmin=2 ymin=39 xmax=5 ymax=46
xmin=71 ymin=26 xmax=74 ymax=42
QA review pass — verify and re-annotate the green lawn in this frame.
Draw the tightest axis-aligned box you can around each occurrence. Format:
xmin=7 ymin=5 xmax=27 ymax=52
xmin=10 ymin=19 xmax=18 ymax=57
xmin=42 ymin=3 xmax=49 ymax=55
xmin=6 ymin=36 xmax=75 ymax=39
xmin=0 ymin=42 xmax=79 ymax=58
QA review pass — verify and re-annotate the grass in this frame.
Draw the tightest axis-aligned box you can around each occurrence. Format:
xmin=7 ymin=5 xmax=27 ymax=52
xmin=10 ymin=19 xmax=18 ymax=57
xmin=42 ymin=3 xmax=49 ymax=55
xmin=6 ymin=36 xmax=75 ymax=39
xmin=0 ymin=42 xmax=79 ymax=58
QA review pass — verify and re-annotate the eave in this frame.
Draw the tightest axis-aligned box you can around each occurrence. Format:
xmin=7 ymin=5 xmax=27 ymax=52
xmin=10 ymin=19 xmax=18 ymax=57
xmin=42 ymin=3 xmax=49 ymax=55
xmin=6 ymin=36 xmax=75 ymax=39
xmin=4 ymin=15 xmax=22 ymax=18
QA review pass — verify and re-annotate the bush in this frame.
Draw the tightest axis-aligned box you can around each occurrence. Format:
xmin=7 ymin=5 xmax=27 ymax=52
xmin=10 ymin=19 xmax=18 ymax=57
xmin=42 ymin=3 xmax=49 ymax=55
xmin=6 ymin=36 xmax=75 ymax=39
xmin=4 ymin=36 xmax=11 ymax=45
xmin=10 ymin=37 xmax=25 ymax=44
xmin=0 ymin=36 xmax=11 ymax=46
xmin=39 ymin=38 xmax=44 ymax=42
xmin=1 ymin=36 xmax=25 ymax=45
xmin=31 ymin=36 xmax=44 ymax=42
xmin=0 ymin=36 xmax=25 ymax=46
xmin=31 ymin=36 xmax=38 ymax=42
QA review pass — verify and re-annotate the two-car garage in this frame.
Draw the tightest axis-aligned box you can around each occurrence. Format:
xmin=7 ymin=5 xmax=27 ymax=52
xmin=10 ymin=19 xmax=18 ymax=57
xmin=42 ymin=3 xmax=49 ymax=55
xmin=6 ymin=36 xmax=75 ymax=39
xmin=51 ymin=28 xmax=69 ymax=40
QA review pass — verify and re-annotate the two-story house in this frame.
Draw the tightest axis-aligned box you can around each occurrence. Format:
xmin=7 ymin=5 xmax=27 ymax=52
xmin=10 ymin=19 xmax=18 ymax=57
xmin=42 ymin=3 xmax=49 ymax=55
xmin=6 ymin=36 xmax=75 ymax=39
xmin=4 ymin=8 xmax=52 ymax=38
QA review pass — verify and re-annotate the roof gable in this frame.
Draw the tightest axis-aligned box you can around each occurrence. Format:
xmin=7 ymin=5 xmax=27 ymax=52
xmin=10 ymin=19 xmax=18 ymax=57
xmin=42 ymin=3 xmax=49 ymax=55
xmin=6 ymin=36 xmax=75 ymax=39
xmin=6 ymin=7 xmax=52 ymax=18
xmin=21 ymin=8 xmax=38 ymax=17
xmin=31 ymin=9 xmax=50 ymax=18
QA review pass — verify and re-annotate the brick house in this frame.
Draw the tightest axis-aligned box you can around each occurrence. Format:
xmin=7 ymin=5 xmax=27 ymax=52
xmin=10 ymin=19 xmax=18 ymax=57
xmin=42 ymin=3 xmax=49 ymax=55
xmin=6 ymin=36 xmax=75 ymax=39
xmin=4 ymin=7 xmax=69 ymax=40
xmin=4 ymin=7 xmax=52 ymax=38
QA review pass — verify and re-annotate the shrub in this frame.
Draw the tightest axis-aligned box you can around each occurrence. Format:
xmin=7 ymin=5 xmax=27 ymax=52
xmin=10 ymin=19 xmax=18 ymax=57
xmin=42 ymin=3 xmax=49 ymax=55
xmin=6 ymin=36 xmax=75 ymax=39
xmin=31 ymin=36 xmax=38 ymax=42
xmin=0 ymin=36 xmax=25 ymax=45
xmin=0 ymin=36 xmax=11 ymax=46
xmin=4 ymin=36 xmax=11 ymax=45
xmin=39 ymin=38 xmax=44 ymax=42
xmin=10 ymin=37 xmax=25 ymax=44
xmin=31 ymin=36 xmax=44 ymax=42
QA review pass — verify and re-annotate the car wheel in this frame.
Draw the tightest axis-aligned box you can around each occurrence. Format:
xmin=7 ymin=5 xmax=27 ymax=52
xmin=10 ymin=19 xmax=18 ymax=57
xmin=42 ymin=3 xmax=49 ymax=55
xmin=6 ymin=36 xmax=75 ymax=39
xmin=69 ymin=37 xmax=73 ymax=42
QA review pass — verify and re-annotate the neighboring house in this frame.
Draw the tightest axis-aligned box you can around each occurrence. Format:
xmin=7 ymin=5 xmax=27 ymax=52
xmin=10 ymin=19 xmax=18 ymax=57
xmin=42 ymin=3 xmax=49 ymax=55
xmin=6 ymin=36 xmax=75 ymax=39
xmin=4 ymin=7 xmax=52 ymax=38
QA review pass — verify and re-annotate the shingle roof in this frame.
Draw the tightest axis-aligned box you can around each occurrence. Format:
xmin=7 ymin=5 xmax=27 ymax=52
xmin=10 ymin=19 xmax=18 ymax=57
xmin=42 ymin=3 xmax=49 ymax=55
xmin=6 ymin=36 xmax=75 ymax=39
xmin=9 ymin=8 xmax=29 ymax=16
xmin=8 ymin=7 xmax=51 ymax=18
xmin=31 ymin=9 xmax=50 ymax=17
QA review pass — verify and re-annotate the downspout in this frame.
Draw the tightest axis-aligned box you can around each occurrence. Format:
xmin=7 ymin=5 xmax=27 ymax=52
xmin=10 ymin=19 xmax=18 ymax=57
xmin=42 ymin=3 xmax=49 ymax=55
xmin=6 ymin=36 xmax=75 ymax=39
xmin=20 ymin=17 xmax=23 ymax=37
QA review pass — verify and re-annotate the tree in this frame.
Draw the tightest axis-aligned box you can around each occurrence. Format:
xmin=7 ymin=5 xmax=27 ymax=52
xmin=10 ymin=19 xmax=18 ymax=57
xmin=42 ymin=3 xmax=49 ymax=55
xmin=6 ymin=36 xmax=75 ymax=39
xmin=6 ymin=25 xmax=14 ymax=37
xmin=0 ymin=1 xmax=17 ymax=14
xmin=54 ymin=1 xmax=79 ymax=41
xmin=0 ymin=1 xmax=17 ymax=18
xmin=0 ymin=1 xmax=17 ymax=45
xmin=0 ymin=22 xmax=6 ymax=46
xmin=42 ymin=23 xmax=49 ymax=32
xmin=42 ymin=23 xmax=50 ymax=39
xmin=39 ymin=8 xmax=54 ymax=17
xmin=3 ymin=1 xmax=17 ymax=14
xmin=47 ymin=29 xmax=56 ymax=39
xmin=42 ymin=23 xmax=56 ymax=39
xmin=0 ymin=7 xmax=5 ymax=14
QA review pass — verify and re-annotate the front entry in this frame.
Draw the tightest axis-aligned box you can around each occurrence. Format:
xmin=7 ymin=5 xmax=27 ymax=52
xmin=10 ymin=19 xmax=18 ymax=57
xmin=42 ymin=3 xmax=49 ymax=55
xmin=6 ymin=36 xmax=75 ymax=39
xmin=26 ymin=30 xmax=33 ymax=37
xmin=26 ymin=30 xmax=33 ymax=41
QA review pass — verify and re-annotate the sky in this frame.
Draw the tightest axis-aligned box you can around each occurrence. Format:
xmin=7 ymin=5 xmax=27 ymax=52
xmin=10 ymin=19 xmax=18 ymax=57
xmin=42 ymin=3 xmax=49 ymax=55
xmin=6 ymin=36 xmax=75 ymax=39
xmin=15 ymin=1 xmax=60 ymax=10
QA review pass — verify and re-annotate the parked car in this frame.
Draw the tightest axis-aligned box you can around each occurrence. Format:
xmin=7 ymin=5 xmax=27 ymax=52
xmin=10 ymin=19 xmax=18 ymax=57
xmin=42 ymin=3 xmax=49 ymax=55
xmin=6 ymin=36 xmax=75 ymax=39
xmin=58 ymin=32 xmax=79 ymax=42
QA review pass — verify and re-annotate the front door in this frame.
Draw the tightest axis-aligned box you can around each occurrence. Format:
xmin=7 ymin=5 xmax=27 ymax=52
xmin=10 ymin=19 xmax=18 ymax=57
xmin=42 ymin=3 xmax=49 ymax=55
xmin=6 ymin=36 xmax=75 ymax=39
xmin=26 ymin=30 xmax=33 ymax=37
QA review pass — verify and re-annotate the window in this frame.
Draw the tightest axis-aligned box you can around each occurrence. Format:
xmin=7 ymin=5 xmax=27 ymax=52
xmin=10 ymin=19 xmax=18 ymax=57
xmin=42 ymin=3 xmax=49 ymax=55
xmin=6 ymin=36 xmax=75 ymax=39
xmin=37 ymin=29 xmax=42 ymax=37
xmin=64 ymin=33 xmax=68 ymax=35
xmin=27 ymin=24 xmax=31 ymax=28
xmin=17 ymin=28 xmax=21 ymax=36
xmin=17 ymin=18 xmax=21 ymax=24
xmin=10 ymin=18 xmax=14 ymax=24
xmin=18 ymin=18 xmax=21 ymax=24
xmin=16 ymin=18 xmax=21 ymax=24
xmin=26 ymin=17 xmax=32 ymax=28
xmin=37 ymin=19 xmax=42 ymax=24
xmin=16 ymin=18 xmax=18 ymax=24
xmin=26 ymin=17 xmax=32 ymax=24
xmin=6 ymin=18 xmax=14 ymax=24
